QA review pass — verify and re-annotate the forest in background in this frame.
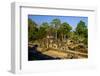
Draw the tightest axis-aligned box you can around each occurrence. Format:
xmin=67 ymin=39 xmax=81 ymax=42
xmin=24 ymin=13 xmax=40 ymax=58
xmin=28 ymin=17 xmax=88 ymax=60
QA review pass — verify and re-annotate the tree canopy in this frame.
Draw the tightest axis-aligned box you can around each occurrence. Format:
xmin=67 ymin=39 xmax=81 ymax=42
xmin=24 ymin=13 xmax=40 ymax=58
xmin=28 ymin=18 xmax=88 ymax=46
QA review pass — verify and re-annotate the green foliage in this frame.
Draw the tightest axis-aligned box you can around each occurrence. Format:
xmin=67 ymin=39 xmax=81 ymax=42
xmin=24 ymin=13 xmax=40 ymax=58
xmin=51 ymin=18 xmax=61 ymax=28
xmin=61 ymin=22 xmax=72 ymax=32
xmin=28 ymin=18 xmax=88 ymax=46
xmin=38 ymin=22 xmax=49 ymax=39
xmin=76 ymin=20 xmax=87 ymax=36
xmin=75 ymin=20 xmax=88 ymax=45
xmin=28 ymin=18 xmax=38 ymax=41
xmin=61 ymin=22 xmax=72 ymax=36
xmin=57 ymin=22 xmax=72 ymax=40
xmin=50 ymin=19 xmax=61 ymax=40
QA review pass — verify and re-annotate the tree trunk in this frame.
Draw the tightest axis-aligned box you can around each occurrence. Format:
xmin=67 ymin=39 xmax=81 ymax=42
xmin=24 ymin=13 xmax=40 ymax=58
xmin=64 ymin=35 xmax=66 ymax=40
xmin=55 ymin=31 xmax=57 ymax=40
xmin=61 ymin=33 xmax=63 ymax=41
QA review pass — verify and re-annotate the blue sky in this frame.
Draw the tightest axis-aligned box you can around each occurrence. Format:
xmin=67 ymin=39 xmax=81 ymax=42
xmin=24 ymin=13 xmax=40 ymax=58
xmin=28 ymin=15 xmax=88 ymax=30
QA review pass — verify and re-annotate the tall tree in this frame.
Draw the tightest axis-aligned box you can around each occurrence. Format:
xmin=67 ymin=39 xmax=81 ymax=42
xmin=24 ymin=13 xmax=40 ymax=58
xmin=58 ymin=22 xmax=72 ymax=41
xmin=28 ymin=18 xmax=38 ymax=41
xmin=75 ymin=20 xmax=88 ymax=45
xmin=51 ymin=19 xmax=61 ymax=40
xmin=76 ymin=20 xmax=87 ymax=36
xmin=38 ymin=22 xmax=49 ymax=39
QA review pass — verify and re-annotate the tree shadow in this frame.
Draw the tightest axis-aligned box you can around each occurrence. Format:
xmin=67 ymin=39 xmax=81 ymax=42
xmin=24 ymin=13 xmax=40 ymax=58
xmin=28 ymin=45 xmax=60 ymax=61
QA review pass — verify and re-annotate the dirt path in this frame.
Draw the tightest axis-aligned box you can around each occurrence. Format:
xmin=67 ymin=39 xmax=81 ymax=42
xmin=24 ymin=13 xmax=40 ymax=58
xmin=42 ymin=48 xmax=88 ymax=59
xmin=43 ymin=50 xmax=68 ymax=59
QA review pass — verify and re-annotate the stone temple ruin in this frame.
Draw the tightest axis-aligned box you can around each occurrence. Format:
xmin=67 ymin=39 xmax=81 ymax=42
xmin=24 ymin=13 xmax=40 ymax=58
xmin=29 ymin=35 xmax=88 ymax=59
